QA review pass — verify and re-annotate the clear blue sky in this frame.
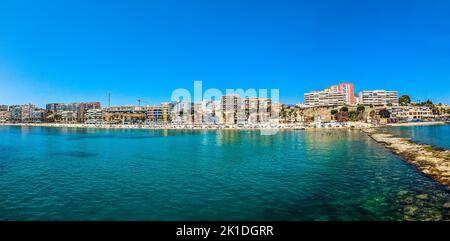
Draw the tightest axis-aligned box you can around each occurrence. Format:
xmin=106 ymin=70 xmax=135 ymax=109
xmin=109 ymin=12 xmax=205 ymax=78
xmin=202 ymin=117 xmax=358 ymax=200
xmin=0 ymin=0 xmax=449 ymax=107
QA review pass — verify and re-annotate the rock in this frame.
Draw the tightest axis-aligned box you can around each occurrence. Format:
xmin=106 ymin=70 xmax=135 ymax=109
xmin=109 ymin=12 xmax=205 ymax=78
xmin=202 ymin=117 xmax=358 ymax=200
xmin=404 ymin=205 xmax=418 ymax=216
xmin=403 ymin=197 xmax=414 ymax=204
xmin=443 ymin=202 xmax=450 ymax=209
xmin=397 ymin=190 xmax=408 ymax=196
xmin=416 ymin=194 xmax=429 ymax=200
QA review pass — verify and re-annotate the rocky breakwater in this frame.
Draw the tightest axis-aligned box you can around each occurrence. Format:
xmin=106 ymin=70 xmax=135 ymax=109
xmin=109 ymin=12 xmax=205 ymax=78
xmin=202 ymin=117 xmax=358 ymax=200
xmin=362 ymin=128 xmax=450 ymax=189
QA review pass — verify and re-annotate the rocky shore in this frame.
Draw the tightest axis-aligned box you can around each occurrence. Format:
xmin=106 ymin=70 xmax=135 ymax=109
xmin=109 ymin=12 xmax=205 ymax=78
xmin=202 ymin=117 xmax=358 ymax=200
xmin=362 ymin=128 xmax=450 ymax=189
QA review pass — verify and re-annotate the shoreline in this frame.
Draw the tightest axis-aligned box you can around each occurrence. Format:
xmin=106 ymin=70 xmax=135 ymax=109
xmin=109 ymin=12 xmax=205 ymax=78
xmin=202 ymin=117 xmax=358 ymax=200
xmin=361 ymin=128 xmax=450 ymax=189
xmin=0 ymin=121 xmax=450 ymax=131
xmin=0 ymin=121 xmax=448 ymax=131
xmin=0 ymin=122 xmax=354 ymax=131
xmin=385 ymin=121 xmax=449 ymax=127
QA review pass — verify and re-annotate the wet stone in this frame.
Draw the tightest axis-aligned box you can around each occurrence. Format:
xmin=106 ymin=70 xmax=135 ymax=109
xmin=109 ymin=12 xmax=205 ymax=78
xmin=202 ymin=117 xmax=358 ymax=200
xmin=404 ymin=205 xmax=418 ymax=216
xmin=416 ymin=194 xmax=429 ymax=200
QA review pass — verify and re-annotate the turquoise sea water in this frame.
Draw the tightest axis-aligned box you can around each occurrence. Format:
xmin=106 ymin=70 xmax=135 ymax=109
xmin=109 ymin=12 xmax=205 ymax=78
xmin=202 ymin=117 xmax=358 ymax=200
xmin=383 ymin=124 xmax=450 ymax=150
xmin=0 ymin=126 xmax=449 ymax=220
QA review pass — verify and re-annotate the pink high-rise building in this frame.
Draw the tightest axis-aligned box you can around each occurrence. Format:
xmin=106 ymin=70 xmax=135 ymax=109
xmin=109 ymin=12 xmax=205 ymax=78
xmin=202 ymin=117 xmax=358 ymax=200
xmin=328 ymin=83 xmax=356 ymax=106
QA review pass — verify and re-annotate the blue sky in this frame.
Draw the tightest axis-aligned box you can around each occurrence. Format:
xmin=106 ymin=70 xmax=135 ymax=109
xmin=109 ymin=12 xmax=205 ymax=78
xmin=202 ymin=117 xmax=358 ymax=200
xmin=0 ymin=0 xmax=449 ymax=107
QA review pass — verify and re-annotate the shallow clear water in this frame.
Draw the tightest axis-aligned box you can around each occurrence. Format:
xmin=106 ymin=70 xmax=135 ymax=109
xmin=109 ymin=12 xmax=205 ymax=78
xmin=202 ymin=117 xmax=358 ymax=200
xmin=0 ymin=126 xmax=449 ymax=220
xmin=383 ymin=124 xmax=450 ymax=149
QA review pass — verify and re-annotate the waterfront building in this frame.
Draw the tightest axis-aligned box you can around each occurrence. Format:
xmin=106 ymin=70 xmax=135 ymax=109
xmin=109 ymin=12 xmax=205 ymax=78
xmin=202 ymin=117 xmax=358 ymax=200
xmin=201 ymin=100 xmax=219 ymax=125
xmin=7 ymin=104 xmax=43 ymax=123
xmin=388 ymin=106 xmax=433 ymax=121
xmin=220 ymin=94 xmax=241 ymax=124
xmin=103 ymin=106 xmax=146 ymax=124
xmin=304 ymin=90 xmax=345 ymax=107
xmin=169 ymin=101 xmax=192 ymax=125
xmin=46 ymin=102 xmax=100 ymax=123
xmin=60 ymin=111 xmax=78 ymax=123
xmin=304 ymin=83 xmax=355 ymax=107
xmin=29 ymin=109 xmax=46 ymax=122
xmin=143 ymin=104 xmax=169 ymax=126
xmin=243 ymin=97 xmax=272 ymax=124
xmin=79 ymin=102 xmax=101 ymax=122
xmin=46 ymin=103 xmax=80 ymax=113
xmin=359 ymin=90 xmax=398 ymax=106
xmin=85 ymin=109 xmax=103 ymax=124
xmin=20 ymin=104 xmax=35 ymax=122
xmin=327 ymin=83 xmax=356 ymax=106
xmin=9 ymin=105 xmax=22 ymax=122
xmin=0 ymin=110 xmax=11 ymax=122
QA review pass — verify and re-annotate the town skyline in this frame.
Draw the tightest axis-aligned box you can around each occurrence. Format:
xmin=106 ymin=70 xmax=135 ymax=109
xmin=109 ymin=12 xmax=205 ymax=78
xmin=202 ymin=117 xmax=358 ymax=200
xmin=0 ymin=82 xmax=448 ymax=109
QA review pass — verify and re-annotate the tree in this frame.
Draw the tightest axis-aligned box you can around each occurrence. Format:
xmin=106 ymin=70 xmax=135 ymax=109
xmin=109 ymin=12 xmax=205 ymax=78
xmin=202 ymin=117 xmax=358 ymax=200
xmin=378 ymin=109 xmax=391 ymax=118
xmin=340 ymin=106 xmax=349 ymax=112
xmin=357 ymin=105 xmax=365 ymax=112
xmin=331 ymin=109 xmax=338 ymax=115
xmin=422 ymin=99 xmax=434 ymax=108
xmin=348 ymin=110 xmax=361 ymax=121
xmin=399 ymin=95 xmax=411 ymax=106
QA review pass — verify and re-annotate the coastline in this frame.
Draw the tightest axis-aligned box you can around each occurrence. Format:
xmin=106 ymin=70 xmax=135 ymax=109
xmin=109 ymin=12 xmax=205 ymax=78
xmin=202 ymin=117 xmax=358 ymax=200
xmin=0 ymin=122 xmax=365 ymax=131
xmin=0 ymin=121 xmax=447 ymax=131
xmin=362 ymin=128 xmax=450 ymax=189
xmin=385 ymin=121 xmax=449 ymax=127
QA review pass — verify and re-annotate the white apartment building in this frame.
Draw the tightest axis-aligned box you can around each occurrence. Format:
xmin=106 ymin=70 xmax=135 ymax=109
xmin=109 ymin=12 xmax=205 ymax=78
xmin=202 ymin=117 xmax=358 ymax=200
xmin=359 ymin=90 xmax=398 ymax=106
xmin=243 ymin=97 xmax=272 ymax=124
xmin=304 ymin=91 xmax=345 ymax=107
xmin=85 ymin=109 xmax=103 ymax=124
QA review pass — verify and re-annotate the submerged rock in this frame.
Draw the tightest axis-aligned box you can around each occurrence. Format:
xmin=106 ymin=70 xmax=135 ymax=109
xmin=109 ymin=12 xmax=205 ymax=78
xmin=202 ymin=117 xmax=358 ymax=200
xmin=404 ymin=205 xmax=419 ymax=216
xmin=416 ymin=194 xmax=429 ymax=200
xmin=403 ymin=197 xmax=414 ymax=205
xmin=443 ymin=202 xmax=450 ymax=209
xmin=361 ymin=128 xmax=450 ymax=189
xmin=397 ymin=190 xmax=409 ymax=197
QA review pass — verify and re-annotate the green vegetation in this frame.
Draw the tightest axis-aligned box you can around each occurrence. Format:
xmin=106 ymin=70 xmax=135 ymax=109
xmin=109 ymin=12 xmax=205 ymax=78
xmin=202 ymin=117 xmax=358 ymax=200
xmin=340 ymin=106 xmax=348 ymax=112
xmin=399 ymin=95 xmax=411 ymax=106
xmin=331 ymin=109 xmax=338 ymax=115
xmin=378 ymin=108 xmax=391 ymax=118
xmin=348 ymin=110 xmax=360 ymax=121
xmin=356 ymin=104 xmax=365 ymax=112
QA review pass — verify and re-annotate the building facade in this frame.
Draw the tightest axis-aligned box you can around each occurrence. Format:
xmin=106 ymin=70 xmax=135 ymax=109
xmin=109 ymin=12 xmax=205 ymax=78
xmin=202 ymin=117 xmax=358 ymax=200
xmin=243 ymin=97 xmax=272 ymax=124
xmin=327 ymin=83 xmax=356 ymax=106
xmin=85 ymin=109 xmax=103 ymax=124
xmin=304 ymin=90 xmax=345 ymax=107
xmin=359 ymin=90 xmax=399 ymax=106
xmin=220 ymin=94 xmax=241 ymax=124
xmin=0 ymin=110 xmax=11 ymax=122
xmin=103 ymin=106 xmax=146 ymax=124
xmin=143 ymin=105 xmax=169 ymax=126
xmin=388 ymin=106 xmax=433 ymax=121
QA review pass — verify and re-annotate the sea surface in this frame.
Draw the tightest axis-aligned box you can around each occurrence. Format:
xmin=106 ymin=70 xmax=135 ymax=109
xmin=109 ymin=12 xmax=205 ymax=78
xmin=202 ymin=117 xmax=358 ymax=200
xmin=383 ymin=124 xmax=450 ymax=149
xmin=0 ymin=125 xmax=449 ymax=220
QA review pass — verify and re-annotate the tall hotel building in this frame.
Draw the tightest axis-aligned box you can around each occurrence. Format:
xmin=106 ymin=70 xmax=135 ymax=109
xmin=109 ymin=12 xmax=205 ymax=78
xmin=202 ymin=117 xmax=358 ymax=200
xmin=304 ymin=83 xmax=355 ymax=107
xmin=220 ymin=94 xmax=241 ymax=124
xmin=358 ymin=90 xmax=399 ymax=106
xmin=327 ymin=83 xmax=356 ymax=106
